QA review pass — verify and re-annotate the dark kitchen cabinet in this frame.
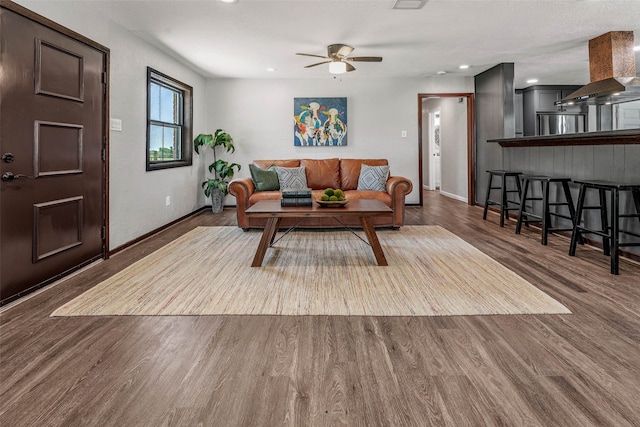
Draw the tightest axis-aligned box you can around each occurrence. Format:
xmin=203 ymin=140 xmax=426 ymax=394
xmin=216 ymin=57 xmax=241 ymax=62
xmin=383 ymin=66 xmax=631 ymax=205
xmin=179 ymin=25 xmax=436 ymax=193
xmin=522 ymin=85 xmax=584 ymax=136
xmin=515 ymin=89 xmax=524 ymax=136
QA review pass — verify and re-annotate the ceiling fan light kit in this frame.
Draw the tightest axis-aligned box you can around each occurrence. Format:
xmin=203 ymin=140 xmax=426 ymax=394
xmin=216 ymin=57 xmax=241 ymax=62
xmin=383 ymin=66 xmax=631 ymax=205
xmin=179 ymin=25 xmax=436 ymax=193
xmin=329 ymin=61 xmax=347 ymax=74
xmin=297 ymin=43 xmax=383 ymax=74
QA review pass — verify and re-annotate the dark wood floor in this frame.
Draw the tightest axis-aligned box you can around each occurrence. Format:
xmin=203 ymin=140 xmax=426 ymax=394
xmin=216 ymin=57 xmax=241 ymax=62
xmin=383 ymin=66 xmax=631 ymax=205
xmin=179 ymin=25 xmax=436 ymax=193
xmin=2 ymin=190 xmax=640 ymax=426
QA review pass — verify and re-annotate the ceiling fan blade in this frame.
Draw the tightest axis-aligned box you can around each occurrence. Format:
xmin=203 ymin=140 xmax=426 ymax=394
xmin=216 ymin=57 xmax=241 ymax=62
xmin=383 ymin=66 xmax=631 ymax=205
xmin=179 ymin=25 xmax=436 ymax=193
xmin=346 ymin=56 xmax=383 ymax=62
xmin=304 ymin=61 xmax=331 ymax=68
xmin=328 ymin=44 xmax=354 ymax=59
xmin=296 ymin=53 xmax=329 ymax=59
xmin=346 ymin=62 xmax=356 ymax=72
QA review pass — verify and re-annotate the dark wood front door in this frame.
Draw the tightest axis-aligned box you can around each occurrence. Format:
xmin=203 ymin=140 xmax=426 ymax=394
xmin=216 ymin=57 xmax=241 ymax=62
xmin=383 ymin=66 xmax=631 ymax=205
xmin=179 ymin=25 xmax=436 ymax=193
xmin=0 ymin=3 xmax=109 ymax=305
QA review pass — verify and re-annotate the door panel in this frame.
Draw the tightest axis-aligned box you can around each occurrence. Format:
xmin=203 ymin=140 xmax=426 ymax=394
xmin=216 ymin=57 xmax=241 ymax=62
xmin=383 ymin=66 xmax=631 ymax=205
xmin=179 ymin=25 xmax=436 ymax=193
xmin=36 ymin=39 xmax=85 ymax=101
xmin=1 ymin=6 xmax=107 ymax=304
xmin=35 ymin=121 xmax=84 ymax=176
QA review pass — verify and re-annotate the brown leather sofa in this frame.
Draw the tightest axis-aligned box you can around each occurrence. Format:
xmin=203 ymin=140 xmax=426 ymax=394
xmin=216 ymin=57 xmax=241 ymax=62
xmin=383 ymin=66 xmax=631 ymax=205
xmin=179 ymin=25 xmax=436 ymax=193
xmin=228 ymin=158 xmax=413 ymax=229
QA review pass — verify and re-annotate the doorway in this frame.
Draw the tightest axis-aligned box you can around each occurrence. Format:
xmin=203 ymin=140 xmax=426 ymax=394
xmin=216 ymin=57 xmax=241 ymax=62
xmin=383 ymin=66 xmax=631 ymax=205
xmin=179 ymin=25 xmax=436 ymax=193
xmin=0 ymin=2 xmax=110 ymax=305
xmin=418 ymin=93 xmax=475 ymax=206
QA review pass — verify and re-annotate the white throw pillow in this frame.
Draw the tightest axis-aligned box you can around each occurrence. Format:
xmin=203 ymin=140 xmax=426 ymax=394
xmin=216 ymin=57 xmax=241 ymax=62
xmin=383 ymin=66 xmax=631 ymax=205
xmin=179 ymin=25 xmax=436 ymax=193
xmin=275 ymin=166 xmax=308 ymax=190
xmin=357 ymin=164 xmax=389 ymax=191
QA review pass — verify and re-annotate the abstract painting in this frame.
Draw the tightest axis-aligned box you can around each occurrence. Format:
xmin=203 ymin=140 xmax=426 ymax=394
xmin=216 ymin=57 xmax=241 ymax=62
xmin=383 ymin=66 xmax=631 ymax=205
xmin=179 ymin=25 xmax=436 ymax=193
xmin=294 ymin=97 xmax=347 ymax=146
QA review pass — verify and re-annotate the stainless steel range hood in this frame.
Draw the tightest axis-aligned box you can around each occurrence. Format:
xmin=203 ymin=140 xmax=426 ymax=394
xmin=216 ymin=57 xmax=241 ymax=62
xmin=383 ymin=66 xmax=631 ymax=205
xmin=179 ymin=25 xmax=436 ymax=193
xmin=556 ymin=31 xmax=640 ymax=106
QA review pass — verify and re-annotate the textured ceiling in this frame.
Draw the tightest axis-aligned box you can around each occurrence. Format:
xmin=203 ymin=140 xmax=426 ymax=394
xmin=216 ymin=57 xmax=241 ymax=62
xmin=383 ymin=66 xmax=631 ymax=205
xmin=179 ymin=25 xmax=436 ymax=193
xmin=56 ymin=0 xmax=640 ymax=88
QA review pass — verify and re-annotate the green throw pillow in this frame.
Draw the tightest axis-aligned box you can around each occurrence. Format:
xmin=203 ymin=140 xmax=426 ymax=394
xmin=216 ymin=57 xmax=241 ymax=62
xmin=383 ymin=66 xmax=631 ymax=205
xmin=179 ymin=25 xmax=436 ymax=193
xmin=249 ymin=164 xmax=280 ymax=191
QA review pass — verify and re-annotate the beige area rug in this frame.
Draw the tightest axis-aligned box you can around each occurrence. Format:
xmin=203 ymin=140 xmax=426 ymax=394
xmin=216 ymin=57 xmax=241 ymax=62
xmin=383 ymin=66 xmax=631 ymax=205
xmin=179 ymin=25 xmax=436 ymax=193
xmin=51 ymin=226 xmax=570 ymax=317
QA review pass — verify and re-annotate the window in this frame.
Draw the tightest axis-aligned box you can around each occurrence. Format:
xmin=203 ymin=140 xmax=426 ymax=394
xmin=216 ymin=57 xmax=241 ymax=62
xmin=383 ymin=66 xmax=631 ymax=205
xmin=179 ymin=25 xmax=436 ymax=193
xmin=146 ymin=67 xmax=193 ymax=170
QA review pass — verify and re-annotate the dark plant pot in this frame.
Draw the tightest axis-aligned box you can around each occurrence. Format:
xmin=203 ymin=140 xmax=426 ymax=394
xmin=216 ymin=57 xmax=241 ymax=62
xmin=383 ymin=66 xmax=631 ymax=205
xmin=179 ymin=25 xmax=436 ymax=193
xmin=210 ymin=188 xmax=224 ymax=213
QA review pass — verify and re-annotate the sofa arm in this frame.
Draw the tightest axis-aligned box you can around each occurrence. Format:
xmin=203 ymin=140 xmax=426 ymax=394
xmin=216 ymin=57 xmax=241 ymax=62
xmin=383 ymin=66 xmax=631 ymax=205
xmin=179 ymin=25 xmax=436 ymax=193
xmin=228 ymin=178 xmax=255 ymax=229
xmin=386 ymin=176 xmax=413 ymax=227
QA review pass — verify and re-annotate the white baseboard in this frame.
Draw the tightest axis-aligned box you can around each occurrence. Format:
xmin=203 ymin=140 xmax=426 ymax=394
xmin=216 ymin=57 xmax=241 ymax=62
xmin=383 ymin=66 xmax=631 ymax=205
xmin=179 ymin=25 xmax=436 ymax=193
xmin=439 ymin=190 xmax=467 ymax=202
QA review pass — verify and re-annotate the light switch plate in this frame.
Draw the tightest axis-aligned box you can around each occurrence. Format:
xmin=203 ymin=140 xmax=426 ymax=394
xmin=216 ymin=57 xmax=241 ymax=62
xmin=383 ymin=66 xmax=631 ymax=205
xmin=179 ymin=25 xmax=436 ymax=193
xmin=110 ymin=118 xmax=122 ymax=131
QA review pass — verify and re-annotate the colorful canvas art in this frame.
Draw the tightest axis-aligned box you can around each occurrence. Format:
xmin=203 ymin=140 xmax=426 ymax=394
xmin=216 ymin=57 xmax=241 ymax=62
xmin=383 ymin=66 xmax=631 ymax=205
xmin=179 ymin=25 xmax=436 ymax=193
xmin=294 ymin=97 xmax=347 ymax=146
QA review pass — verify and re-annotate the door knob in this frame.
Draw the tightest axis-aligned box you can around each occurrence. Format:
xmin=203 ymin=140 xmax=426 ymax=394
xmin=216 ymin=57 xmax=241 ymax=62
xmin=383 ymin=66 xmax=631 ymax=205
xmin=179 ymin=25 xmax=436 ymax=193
xmin=2 ymin=172 xmax=35 ymax=182
xmin=1 ymin=153 xmax=14 ymax=163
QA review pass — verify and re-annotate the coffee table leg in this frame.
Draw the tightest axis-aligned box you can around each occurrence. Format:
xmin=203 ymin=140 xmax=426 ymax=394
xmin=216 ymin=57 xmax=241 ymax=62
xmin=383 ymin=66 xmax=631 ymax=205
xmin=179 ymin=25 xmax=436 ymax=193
xmin=270 ymin=218 xmax=282 ymax=245
xmin=360 ymin=217 xmax=388 ymax=266
xmin=252 ymin=217 xmax=279 ymax=267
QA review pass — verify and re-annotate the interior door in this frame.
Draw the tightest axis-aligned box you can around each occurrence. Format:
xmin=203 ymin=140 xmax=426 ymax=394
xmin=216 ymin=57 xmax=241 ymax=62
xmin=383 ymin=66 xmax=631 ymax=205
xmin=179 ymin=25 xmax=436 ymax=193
xmin=0 ymin=5 xmax=108 ymax=305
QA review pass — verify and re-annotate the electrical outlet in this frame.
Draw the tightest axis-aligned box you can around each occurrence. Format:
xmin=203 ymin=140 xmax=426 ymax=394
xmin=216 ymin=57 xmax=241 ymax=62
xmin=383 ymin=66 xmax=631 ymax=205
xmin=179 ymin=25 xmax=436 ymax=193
xmin=401 ymin=130 xmax=407 ymax=138
xmin=165 ymin=196 xmax=171 ymax=206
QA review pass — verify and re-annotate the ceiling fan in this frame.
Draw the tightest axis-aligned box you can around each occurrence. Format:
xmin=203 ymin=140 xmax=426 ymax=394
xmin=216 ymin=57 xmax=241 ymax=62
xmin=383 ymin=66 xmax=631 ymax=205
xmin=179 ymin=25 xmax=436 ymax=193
xmin=296 ymin=44 xmax=383 ymax=74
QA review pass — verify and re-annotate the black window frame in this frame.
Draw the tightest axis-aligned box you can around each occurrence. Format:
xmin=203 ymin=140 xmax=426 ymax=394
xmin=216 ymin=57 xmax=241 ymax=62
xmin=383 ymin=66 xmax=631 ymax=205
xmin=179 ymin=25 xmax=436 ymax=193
xmin=146 ymin=67 xmax=193 ymax=171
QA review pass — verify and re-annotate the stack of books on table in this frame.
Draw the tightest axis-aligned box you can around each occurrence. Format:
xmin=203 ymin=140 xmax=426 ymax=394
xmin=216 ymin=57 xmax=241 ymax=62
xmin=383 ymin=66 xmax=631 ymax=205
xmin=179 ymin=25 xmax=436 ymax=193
xmin=281 ymin=188 xmax=312 ymax=207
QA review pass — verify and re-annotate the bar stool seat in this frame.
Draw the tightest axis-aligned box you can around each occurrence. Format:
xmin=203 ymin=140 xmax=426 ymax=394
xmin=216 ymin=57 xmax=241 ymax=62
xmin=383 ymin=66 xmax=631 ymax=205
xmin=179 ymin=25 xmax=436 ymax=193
xmin=483 ymin=170 xmax=523 ymax=227
xmin=516 ymin=175 xmax=577 ymax=245
xmin=569 ymin=180 xmax=640 ymax=275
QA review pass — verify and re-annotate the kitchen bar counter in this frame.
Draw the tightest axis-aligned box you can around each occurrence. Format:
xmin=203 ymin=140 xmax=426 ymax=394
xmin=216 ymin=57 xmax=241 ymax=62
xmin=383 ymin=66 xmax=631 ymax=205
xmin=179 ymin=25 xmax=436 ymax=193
xmin=490 ymin=129 xmax=640 ymax=258
xmin=488 ymin=129 xmax=640 ymax=147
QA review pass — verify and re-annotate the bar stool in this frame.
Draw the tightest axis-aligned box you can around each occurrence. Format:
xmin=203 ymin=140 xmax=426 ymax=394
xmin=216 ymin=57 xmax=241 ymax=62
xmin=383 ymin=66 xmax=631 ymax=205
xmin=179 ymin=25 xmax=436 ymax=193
xmin=483 ymin=170 xmax=523 ymax=227
xmin=569 ymin=180 xmax=640 ymax=275
xmin=516 ymin=176 xmax=577 ymax=245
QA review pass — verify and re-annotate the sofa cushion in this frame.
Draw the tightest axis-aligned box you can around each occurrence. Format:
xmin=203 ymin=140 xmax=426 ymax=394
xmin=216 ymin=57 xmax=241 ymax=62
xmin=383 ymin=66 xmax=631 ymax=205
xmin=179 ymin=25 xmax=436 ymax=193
xmin=343 ymin=189 xmax=392 ymax=205
xmin=357 ymin=164 xmax=390 ymax=191
xmin=276 ymin=166 xmax=308 ymax=189
xmin=249 ymin=164 xmax=280 ymax=191
xmin=300 ymin=158 xmax=341 ymax=190
xmin=340 ymin=159 xmax=388 ymax=190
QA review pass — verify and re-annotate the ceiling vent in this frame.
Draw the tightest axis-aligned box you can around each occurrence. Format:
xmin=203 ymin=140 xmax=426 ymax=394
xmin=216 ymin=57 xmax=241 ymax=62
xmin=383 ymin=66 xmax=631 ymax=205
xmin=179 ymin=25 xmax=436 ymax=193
xmin=392 ymin=0 xmax=427 ymax=10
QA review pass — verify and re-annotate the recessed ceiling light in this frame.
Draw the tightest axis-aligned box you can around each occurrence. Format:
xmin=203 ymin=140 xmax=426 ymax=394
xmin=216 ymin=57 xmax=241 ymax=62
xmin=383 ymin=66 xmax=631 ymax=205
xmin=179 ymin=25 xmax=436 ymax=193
xmin=634 ymin=45 xmax=640 ymax=51
xmin=526 ymin=79 xmax=538 ymax=84
xmin=436 ymin=71 xmax=447 ymax=75
xmin=266 ymin=67 xmax=276 ymax=72
xmin=459 ymin=64 xmax=469 ymax=70
xmin=220 ymin=0 xmax=238 ymax=3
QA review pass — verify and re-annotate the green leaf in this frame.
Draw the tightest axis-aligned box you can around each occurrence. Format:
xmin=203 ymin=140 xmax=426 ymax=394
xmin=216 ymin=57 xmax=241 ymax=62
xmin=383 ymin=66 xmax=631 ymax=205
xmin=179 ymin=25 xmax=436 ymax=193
xmin=194 ymin=130 xmax=238 ymax=197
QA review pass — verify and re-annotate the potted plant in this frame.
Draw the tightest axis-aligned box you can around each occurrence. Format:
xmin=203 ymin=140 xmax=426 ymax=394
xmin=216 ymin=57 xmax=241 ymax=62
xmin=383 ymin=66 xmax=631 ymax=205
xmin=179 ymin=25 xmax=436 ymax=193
xmin=194 ymin=129 xmax=241 ymax=213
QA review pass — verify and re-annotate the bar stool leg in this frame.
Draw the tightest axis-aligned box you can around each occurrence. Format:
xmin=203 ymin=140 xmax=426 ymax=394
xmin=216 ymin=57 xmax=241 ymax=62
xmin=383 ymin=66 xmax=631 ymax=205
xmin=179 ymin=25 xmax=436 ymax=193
xmin=483 ymin=173 xmax=493 ymax=220
xmin=541 ymin=180 xmax=551 ymax=245
xmin=599 ymin=189 xmax=611 ymax=256
xmin=515 ymin=178 xmax=529 ymax=234
xmin=511 ymin=175 xmax=524 ymax=222
xmin=611 ymin=188 xmax=620 ymax=275
xmin=632 ymin=190 xmax=640 ymax=226
xmin=569 ymin=183 xmax=586 ymax=256
xmin=500 ymin=176 xmax=507 ymax=227
xmin=561 ymin=181 xmax=582 ymax=244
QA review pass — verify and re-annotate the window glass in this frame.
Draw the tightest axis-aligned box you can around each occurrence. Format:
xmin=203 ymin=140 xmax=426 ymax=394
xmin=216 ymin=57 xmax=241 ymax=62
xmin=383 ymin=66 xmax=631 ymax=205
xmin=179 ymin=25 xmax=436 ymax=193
xmin=146 ymin=68 xmax=192 ymax=170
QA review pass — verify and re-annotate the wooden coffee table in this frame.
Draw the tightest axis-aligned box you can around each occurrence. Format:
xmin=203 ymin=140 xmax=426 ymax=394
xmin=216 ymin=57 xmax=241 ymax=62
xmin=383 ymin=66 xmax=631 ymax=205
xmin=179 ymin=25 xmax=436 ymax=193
xmin=245 ymin=199 xmax=393 ymax=267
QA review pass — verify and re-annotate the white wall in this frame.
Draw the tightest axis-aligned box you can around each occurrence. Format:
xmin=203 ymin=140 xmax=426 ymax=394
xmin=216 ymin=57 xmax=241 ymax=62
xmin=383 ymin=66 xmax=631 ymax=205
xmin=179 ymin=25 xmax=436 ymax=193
xmin=15 ymin=1 xmax=208 ymax=249
xmin=206 ymin=76 xmax=473 ymax=205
